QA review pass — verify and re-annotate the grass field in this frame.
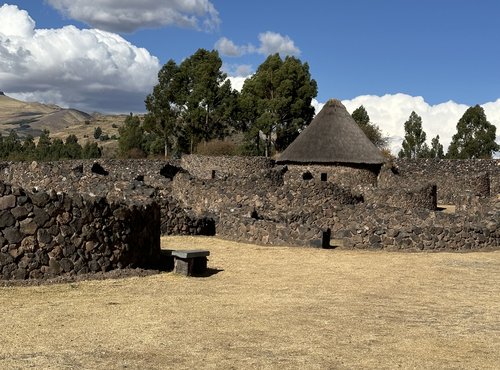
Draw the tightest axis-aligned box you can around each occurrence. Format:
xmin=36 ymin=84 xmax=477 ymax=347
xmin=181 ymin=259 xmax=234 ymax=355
xmin=1 ymin=236 xmax=499 ymax=369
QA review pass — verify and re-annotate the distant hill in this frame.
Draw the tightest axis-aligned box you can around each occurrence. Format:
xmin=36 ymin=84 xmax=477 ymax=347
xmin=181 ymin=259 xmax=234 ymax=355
xmin=0 ymin=92 xmax=92 ymax=137
xmin=0 ymin=92 xmax=128 ymax=157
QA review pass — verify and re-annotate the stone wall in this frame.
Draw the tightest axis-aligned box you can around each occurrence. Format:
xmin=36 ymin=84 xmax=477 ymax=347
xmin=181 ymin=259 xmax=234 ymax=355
xmin=0 ymin=159 xmax=174 ymax=199
xmin=326 ymin=202 xmax=499 ymax=251
xmin=171 ymin=171 xmax=362 ymax=221
xmin=380 ymin=159 xmax=500 ymax=203
xmin=0 ymin=181 xmax=160 ymax=280
xmin=362 ymin=184 xmax=437 ymax=210
xmin=180 ymin=154 xmax=274 ymax=179
xmin=216 ymin=208 xmax=326 ymax=247
xmin=0 ymin=157 xmax=498 ymax=258
xmin=0 ymin=159 xmax=214 ymax=238
xmin=284 ymin=163 xmax=381 ymax=188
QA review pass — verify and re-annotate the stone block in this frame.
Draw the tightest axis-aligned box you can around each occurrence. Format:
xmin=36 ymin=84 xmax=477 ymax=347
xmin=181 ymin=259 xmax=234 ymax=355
xmin=0 ymin=195 xmax=16 ymax=210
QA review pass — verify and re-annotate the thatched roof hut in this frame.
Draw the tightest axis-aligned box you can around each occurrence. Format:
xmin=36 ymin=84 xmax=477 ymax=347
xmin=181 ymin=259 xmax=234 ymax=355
xmin=277 ymin=99 xmax=384 ymax=165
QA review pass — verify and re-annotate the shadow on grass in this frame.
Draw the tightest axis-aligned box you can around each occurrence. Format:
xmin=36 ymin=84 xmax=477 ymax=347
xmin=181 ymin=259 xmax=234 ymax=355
xmin=193 ymin=268 xmax=224 ymax=278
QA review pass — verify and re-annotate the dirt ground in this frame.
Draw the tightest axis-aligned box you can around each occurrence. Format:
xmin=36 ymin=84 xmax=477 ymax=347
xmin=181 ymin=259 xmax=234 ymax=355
xmin=1 ymin=236 xmax=499 ymax=369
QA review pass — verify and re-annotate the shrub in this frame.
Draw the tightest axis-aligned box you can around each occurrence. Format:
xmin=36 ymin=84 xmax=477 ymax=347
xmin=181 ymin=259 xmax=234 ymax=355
xmin=94 ymin=126 xmax=102 ymax=139
xmin=195 ymin=140 xmax=237 ymax=156
xmin=127 ymin=147 xmax=146 ymax=159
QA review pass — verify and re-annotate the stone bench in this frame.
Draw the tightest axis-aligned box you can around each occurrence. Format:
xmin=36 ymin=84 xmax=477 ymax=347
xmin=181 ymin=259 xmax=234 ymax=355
xmin=171 ymin=250 xmax=210 ymax=276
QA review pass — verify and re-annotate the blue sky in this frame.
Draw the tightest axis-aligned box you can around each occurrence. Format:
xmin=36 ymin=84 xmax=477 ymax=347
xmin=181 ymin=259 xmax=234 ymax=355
xmin=1 ymin=1 xmax=499 ymax=153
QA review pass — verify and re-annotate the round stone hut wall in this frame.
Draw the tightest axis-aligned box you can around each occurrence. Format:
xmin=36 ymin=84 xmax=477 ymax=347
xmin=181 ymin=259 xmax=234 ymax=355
xmin=284 ymin=163 xmax=381 ymax=188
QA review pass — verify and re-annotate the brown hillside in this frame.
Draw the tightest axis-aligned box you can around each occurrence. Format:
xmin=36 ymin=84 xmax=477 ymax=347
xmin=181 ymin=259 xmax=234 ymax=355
xmin=0 ymin=93 xmax=130 ymax=157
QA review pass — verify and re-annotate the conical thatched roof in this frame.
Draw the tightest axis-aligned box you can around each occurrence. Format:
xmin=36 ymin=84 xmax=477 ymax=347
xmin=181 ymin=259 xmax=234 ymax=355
xmin=277 ymin=99 xmax=384 ymax=165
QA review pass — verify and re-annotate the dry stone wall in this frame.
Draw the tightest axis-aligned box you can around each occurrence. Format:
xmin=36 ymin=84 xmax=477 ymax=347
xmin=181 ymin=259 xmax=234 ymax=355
xmin=180 ymin=154 xmax=274 ymax=179
xmin=0 ymin=181 xmax=160 ymax=280
xmin=1 ymin=156 xmax=498 ymax=259
xmin=216 ymin=208 xmax=326 ymax=247
xmin=327 ymin=202 xmax=499 ymax=251
xmin=0 ymin=159 xmax=213 ymax=238
xmin=381 ymin=159 xmax=500 ymax=203
xmin=171 ymin=170 xmax=362 ymax=221
xmin=361 ymin=184 xmax=437 ymax=210
xmin=284 ymin=163 xmax=380 ymax=188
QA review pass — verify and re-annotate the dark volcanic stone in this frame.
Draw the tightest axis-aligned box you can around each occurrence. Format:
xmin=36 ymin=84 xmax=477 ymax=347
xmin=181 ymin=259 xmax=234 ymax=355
xmin=30 ymin=192 xmax=50 ymax=207
xmin=0 ymin=211 xmax=15 ymax=228
xmin=72 ymin=164 xmax=84 ymax=174
xmin=12 ymin=206 xmax=29 ymax=220
xmin=48 ymin=258 xmax=61 ymax=274
xmin=0 ymin=252 xmax=14 ymax=265
xmin=0 ymin=195 xmax=16 ymax=210
xmin=33 ymin=207 xmax=50 ymax=227
xmin=4 ymin=228 xmax=23 ymax=244
xmin=37 ymin=229 xmax=52 ymax=244
xmin=20 ymin=219 xmax=38 ymax=235
xmin=59 ymin=258 xmax=74 ymax=273
xmin=14 ymin=268 xmax=27 ymax=280
xmin=88 ymin=260 xmax=100 ymax=272
xmin=91 ymin=162 xmax=109 ymax=176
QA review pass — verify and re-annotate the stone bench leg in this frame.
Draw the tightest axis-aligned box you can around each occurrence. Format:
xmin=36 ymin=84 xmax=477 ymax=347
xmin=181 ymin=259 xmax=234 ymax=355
xmin=174 ymin=256 xmax=208 ymax=276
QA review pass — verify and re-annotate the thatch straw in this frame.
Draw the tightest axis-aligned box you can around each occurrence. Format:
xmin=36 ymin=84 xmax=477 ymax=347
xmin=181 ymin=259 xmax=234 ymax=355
xmin=278 ymin=99 xmax=384 ymax=164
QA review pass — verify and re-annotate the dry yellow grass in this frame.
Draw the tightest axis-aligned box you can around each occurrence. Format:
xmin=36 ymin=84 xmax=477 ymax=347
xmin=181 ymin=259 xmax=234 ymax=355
xmin=1 ymin=236 xmax=499 ymax=369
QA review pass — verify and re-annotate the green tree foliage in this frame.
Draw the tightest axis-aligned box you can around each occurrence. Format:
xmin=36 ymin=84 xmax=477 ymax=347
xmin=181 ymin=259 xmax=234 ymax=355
xmin=144 ymin=59 xmax=184 ymax=158
xmin=446 ymin=105 xmax=499 ymax=159
xmin=351 ymin=105 xmax=387 ymax=148
xmin=118 ymin=113 xmax=146 ymax=157
xmin=179 ymin=49 xmax=237 ymax=152
xmin=82 ymin=141 xmax=102 ymax=159
xmin=429 ymin=135 xmax=444 ymax=159
xmin=144 ymin=49 xmax=237 ymax=157
xmin=398 ymin=111 xmax=429 ymax=159
xmin=240 ymin=53 xmax=317 ymax=156
xmin=64 ymin=134 xmax=82 ymax=159
xmin=93 ymin=126 xmax=103 ymax=140
xmin=35 ymin=130 xmax=52 ymax=160
xmin=0 ymin=130 xmax=100 ymax=161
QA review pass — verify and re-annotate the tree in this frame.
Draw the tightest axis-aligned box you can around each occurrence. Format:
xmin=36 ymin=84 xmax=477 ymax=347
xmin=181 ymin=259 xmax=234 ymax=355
xmin=50 ymin=138 xmax=65 ymax=160
xmin=429 ymin=135 xmax=444 ymax=159
xmin=179 ymin=49 xmax=237 ymax=152
xmin=398 ymin=111 xmax=428 ymax=159
xmin=82 ymin=142 xmax=101 ymax=159
xmin=22 ymin=135 xmax=36 ymax=159
xmin=351 ymin=106 xmax=387 ymax=148
xmin=36 ymin=130 xmax=52 ymax=160
xmin=447 ymin=105 xmax=499 ymax=159
xmin=93 ymin=126 xmax=102 ymax=140
xmin=63 ymin=134 xmax=82 ymax=159
xmin=4 ymin=130 xmax=22 ymax=158
xmin=144 ymin=50 xmax=238 ymax=156
xmin=240 ymin=53 xmax=317 ymax=156
xmin=118 ymin=114 xmax=145 ymax=157
xmin=144 ymin=59 xmax=184 ymax=158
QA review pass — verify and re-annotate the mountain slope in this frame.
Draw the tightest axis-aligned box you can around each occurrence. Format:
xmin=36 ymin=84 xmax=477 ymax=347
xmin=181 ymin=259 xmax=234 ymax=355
xmin=0 ymin=92 xmax=91 ymax=137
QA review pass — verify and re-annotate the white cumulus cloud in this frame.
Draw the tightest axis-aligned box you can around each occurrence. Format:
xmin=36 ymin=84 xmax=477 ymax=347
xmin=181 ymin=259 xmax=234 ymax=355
xmin=47 ymin=0 xmax=220 ymax=33
xmin=340 ymin=94 xmax=500 ymax=156
xmin=215 ymin=37 xmax=245 ymax=57
xmin=227 ymin=76 xmax=249 ymax=92
xmin=257 ymin=31 xmax=300 ymax=56
xmin=215 ymin=31 xmax=300 ymax=57
xmin=0 ymin=4 xmax=160 ymax=113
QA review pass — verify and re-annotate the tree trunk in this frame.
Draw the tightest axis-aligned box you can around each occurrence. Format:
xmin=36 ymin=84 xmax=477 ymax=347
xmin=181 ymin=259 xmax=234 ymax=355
xmin=205 ymin=106 xmax=210 ymax=143
xmin=164 ymin=140 xmax=168 ymax=159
